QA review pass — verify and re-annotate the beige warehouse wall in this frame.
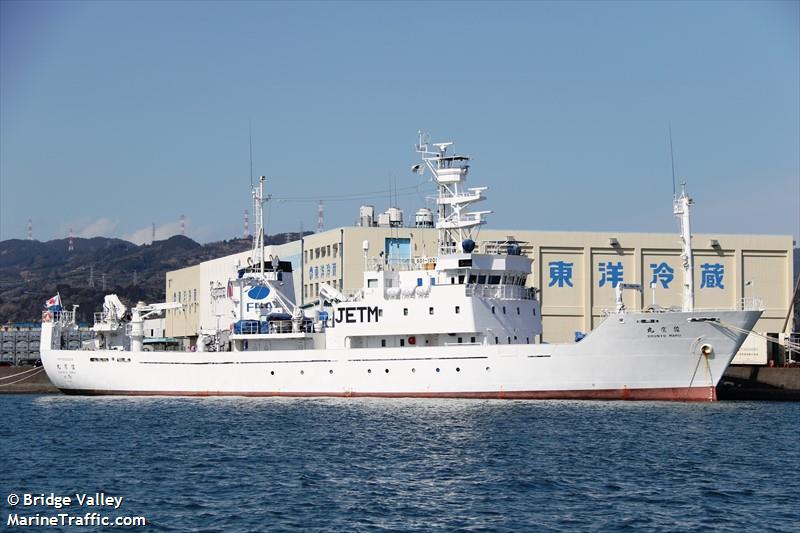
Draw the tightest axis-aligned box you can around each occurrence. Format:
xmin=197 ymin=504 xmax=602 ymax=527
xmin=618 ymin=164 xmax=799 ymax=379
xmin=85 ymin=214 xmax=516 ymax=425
xmin=165 ymin=264 xmax=200 ymax=342
xmin=167 ymin=226 xmax=793 ymax=344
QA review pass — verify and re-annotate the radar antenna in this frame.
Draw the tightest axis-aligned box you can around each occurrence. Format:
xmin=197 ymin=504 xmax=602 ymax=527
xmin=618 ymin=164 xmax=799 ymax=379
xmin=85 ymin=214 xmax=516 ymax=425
xmin=413 ymin=131 xmax=490 ymax=255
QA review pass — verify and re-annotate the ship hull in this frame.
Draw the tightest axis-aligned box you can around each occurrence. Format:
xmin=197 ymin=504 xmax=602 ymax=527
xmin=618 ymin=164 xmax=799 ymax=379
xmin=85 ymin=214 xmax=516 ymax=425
xmin=41 ymin=310 xmax=761 ymax=402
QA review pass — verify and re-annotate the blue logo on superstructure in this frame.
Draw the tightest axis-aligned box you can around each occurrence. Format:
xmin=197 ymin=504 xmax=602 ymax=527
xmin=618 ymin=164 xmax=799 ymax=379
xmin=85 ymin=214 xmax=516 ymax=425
xmin=247 ymin=285 xmax=270 ymax=300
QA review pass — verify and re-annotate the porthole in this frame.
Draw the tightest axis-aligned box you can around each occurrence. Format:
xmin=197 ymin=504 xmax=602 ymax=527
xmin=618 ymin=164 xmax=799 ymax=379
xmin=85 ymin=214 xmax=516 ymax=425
xmin=368 ymin=369 xmax=372 ymax=374
xmin=436 ymin=367 xmax=441 ymax=373
xmin=411 ymin=368 xmax=416 ymax=373
xmin=485 ymin=366 xmax=491 ymax=372
xmin=329 ymin=369 xmax=334 ymax=374
xmin=300 ymin=370 xmax=304 ymax=375
xmin=456 ymin=367 xmax=461 ymax=372
xmin=270 ymin=370 xmax=275 ymax=375
xmin=385 ymin=368 xmax=389 ymax=373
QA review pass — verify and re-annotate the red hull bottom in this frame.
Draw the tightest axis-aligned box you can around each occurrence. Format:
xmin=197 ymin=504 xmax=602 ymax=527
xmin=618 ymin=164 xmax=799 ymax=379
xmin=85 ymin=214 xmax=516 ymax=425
xmin=60 ymin=386 xmax=717 ymax=401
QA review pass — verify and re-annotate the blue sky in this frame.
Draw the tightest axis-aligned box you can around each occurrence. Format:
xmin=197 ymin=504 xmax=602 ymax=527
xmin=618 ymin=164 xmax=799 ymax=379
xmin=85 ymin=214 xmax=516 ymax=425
xmin=1 ymin=1 xmax=798 ymax=244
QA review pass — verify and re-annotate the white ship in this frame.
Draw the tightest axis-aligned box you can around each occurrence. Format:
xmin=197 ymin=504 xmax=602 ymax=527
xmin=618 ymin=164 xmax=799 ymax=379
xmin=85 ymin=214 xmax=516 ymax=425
xmin=39 ymin=134 xmax=762 ymax=401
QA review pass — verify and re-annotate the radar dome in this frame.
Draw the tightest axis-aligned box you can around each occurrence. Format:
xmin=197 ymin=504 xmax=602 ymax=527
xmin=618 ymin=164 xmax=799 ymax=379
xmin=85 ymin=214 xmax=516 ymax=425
xmin=462 ymin=239 xmax=476 ymax=253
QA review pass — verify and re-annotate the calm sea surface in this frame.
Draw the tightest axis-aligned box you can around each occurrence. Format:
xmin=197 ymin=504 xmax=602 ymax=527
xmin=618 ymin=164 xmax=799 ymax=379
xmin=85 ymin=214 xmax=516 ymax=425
xmin=1 ymin=396 xmax=798 ymax=532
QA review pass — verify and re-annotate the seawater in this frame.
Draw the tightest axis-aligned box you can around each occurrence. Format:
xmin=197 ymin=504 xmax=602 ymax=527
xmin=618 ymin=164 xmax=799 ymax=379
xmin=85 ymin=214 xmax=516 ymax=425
xmin=1 ymin=396 xmax=798 ymax=532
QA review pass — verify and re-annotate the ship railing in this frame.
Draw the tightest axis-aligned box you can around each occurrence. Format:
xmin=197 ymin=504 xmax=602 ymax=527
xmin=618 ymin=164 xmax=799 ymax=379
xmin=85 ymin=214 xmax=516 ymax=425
xmin=51 ymin=310 xmax=75 ymax=325
xmin=601 ymin=296 xmax=766 ymax=316
xmin=478 ymin=241 xmax=533 ymax=256
xmin=465 ymin=284 xmax=536 ymax=300
xmin=340 ymin=289 xmax=364 ymax=301
xmin=93 ymin=311 xmax=125 ymax=328
xmin=234 ymin=320 xmax=315 ymax=335
xmin=690 ymin=298 xmax=766 ymax=312
xmin=737 ymin=297 xmax=765 ymax=311
xmin=365 ymin=257 xmax=419 ymax=272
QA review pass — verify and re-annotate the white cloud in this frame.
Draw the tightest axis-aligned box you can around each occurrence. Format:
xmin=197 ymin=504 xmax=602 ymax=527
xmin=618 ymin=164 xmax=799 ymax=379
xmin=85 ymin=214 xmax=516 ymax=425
xmin=124 ymin=221 xmax=185 ymax=245
xmin=74 ymin=217 xmax=119 ymax=238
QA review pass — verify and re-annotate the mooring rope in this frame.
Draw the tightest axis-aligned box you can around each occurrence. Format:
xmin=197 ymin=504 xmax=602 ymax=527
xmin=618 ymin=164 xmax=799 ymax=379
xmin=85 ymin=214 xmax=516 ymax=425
xmin=718 ymin=321 xmax=800 ymax=352
xmin=0 ymin=366 xmax=41 ymax=381
xmin=0 ymin=368 xmax=44 ymax=387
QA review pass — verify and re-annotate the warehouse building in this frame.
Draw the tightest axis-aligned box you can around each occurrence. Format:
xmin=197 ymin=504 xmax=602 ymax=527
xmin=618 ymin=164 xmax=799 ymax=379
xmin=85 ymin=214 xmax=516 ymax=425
xmin=165 ymin=225 xmax=794 ymax=355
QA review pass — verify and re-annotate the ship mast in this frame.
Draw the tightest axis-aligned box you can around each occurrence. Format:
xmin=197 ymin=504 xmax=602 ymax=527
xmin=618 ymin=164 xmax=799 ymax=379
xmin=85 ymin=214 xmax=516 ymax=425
xmin=673 ymin=183 xmax=694 ymax=312
xmin=252 ymin=175 xmax=269 ymax=274
xmin=414 ymin=132 xmax=490 ymax=255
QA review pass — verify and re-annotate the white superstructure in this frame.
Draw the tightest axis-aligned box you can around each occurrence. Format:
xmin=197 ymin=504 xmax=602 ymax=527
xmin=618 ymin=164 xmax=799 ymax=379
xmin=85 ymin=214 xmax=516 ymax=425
xmin=39 ymin=135 xmax=762 ymax=401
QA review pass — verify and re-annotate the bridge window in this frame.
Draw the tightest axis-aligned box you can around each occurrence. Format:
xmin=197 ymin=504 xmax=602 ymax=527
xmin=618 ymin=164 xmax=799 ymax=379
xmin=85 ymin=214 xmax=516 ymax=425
xmin=471 ymin=336 xmax=476 ymax=343
xmin=489 ymin=275 xmax=501 ymax=285
xmin=458 ymin=337 xmax=462 ymax=343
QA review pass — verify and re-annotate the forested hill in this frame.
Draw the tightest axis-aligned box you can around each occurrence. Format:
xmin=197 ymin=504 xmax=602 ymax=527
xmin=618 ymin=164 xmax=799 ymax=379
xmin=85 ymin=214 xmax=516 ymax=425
xmin=0 ymin=232 xmax=306 ymax=324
